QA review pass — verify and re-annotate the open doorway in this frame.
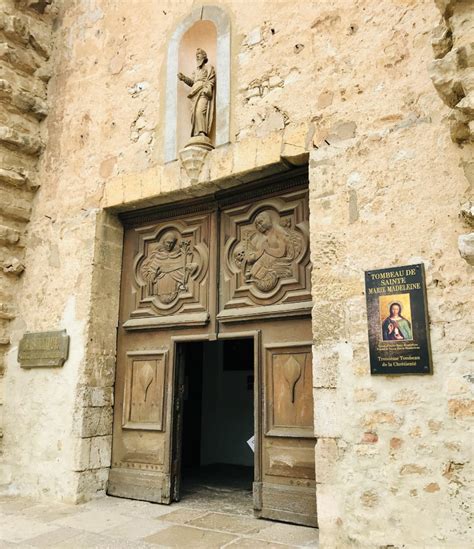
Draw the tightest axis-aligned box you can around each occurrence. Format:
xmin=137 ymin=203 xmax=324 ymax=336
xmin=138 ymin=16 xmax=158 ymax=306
xmin=175 ymin=339 xmax=255 ymax=514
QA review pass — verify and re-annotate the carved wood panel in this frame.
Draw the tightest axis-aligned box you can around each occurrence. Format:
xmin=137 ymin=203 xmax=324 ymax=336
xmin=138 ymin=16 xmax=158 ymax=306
xmin=265 ymin=343 xmax=314 ymax=438
xmin=219 ymin=189 xmax=311 ymax=320
xmin=122 ymin=350 xmax=167 ymax=431
xmin=126 ymin=213 xmax=211 ymax=327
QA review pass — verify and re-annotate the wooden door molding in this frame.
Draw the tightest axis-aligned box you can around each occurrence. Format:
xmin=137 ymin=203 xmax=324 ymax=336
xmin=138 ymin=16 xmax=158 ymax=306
xmin=122 ymin=350 xmax=168 ymax=432
xmin=108 ymin=338 xmax=174 ymax=504
xmin=265 ymin=342 xmax=314 ymax=439
xmin=218 ymin=188 xmax=312 ymax=323
xmin=257 ymin=324 xmax=317 ymax=527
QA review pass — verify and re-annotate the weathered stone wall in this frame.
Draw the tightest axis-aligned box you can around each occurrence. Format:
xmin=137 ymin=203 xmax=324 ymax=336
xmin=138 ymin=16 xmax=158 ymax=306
xmin=0 ymin=0 xmax=472 ymax=547
xmin=430 ymin=0 xmax=474 ymax=144
xmin=0 ymin=0 xmax=53 ymax=458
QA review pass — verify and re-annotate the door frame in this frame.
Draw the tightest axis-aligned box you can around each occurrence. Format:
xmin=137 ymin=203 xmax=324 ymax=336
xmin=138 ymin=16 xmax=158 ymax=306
xmin=169 ymin=330 xmax=261 ymax=506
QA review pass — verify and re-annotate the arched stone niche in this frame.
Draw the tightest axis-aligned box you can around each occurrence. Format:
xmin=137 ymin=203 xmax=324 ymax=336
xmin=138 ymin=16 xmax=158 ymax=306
xmin=165 ymin=6 xmax=230 ymax=163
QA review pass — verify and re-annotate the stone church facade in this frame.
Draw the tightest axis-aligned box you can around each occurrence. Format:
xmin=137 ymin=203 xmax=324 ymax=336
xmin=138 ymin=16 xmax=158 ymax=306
xmin=0 ymin=1 xmax=472 ymax=548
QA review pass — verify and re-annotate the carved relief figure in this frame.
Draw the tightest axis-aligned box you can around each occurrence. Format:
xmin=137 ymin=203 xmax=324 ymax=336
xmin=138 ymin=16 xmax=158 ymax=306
xmin=233 ymin=210 xmax=303 ymax=292
xmin=140 ymin=230 xmax=198 ymax=304
xmin=178 ymin=48 xmax=215 ymax=140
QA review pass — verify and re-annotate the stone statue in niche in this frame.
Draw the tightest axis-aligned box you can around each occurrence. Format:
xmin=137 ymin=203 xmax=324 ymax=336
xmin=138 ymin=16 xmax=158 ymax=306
xmin=178 ymin=48 xmax=215 ymax=148
xmin=140 ymin=230 xmax=198 ymax=304
xmin=178 ymin=48 xmax=216 ymax=183
xmin=233 ymin=210 xmax=304 ymax=292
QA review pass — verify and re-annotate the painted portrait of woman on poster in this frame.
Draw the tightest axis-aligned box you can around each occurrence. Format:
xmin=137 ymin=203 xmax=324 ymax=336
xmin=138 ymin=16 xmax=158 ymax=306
xmin=382 ymin=301 xmax=413 ymax=341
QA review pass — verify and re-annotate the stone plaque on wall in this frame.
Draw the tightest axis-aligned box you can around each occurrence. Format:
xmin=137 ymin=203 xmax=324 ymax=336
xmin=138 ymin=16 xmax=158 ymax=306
xmin=365 ymin=264 xmax=432 ymax=375
xmin=18 ymin=330 xmax=69 ymax=368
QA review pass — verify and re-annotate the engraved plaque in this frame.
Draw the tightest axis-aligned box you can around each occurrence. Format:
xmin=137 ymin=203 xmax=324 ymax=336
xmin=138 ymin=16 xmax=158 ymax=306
xmin=365 ymin=263 xmax=433 ymax=375
xmin=18 ymin=330 xmax=69 ymax=368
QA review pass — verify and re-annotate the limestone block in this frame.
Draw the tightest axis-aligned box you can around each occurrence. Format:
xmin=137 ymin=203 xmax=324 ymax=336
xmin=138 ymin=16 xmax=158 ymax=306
xmin=122 ymin=174 xmax=143 ymax=204
xmin=460 ymin=201 xmax=474 ymax=225
xmin=326 ymin=121 xmax=357 ymax=143
xmin=434 ymin=0 xmax=457 ymax=17
xmin=28 ymin=27 xmax=52 ymax=60
xmin=0 ymin=126 xmax=42 ymax=155
xmin=430 ymin=50 xmax=463 ymax=108
xmin=0 ymin=224 xmax=21 ymax=245
xmin=101 ymin=176 xmax=124 ymax=208
xmin=0 ymin=43 xmax=40 ymax=75
xmin=432 ymin=22 xmax=453 ymax=59
xmin=75 ymin=468 xmax=109 ymax=502
xmin=160 ymin=161 xmax=180 ymax=195
xmin=73 ymin=436 xmax=91 ymax=472
xmin=89 ymin=435 xmax=112 ymax=469
xmin=361 ymin=410 xmax=403 ymax=431
xmin=79 ymin=406 xmax=114 ymax=438
xmin=16 ymin=0 xmax=52 ymax=14
xmin=0 ymin=197 xmax=32 ymax=221
xmin=430 ymin=2 xmax=474 ymax=144
xmin=313 ymin=348 xmax=338 ymax=389
xmin=313 ymin=388 xmax=340 ymax=437
xmin=208 ymin=144 xmax=233 ymax=183
xmin=138 ymin=166 xmax=162 ymax=200
xmin=315 ymin=438 xmax=339 ymax=484
xmin=10 ymin=89 xmax=48 ymax=120
xmin=458 ymin=232 xmax=474 ymax=264
xmin=281 ymin=122 xmax=311 ymax=166
xmin=449 ymin=109 xmax=472 ymax=141
xmin=232 ymin=137 xmax=258 ymax=177
xmin=255 ymin=130 xmax=282 ymax=168
xmin=0 ymin=167 xmax=26 ymax=186
xmin=448 ymin=398 xmax=474 ymax=418
xmin=81 ymin=386 xmax=114 ymax=408
xmin=457 ymin=91 xmax=474 ymax=116
xmin=0 ymin=14 xmax=29 ymax=45
xmin=2 ymin=257 xmax=25 ymax=275
xmin=0 ymin=78 xmax=13 ymax=100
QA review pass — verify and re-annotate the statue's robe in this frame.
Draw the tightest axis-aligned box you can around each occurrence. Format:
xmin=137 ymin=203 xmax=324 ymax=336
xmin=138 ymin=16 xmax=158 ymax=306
xmin=141 ymin=247 xmax=185 ymax=304
xmin=187 ymin=64 xmax=215 ymax=137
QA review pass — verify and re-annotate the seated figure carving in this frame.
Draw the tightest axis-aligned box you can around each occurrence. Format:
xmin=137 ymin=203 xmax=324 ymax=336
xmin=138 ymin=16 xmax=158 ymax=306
xmin=233 ymin=210 xmax=303 ymax=292
xmin=141 ymin=230 xmax=198 ymax=304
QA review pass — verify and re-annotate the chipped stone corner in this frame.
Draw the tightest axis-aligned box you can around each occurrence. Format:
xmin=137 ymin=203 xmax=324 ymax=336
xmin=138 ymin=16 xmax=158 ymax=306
xmin=429 ymin=0 xmax=474 ymax=143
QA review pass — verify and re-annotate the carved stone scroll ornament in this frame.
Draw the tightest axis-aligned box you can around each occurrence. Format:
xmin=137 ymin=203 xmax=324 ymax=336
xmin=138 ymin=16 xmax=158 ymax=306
xmin=231 ymin=209 xmax=305 ymax=294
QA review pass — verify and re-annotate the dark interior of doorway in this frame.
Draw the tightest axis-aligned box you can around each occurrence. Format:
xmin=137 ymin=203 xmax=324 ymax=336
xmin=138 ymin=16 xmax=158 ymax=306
xmin=179 ymin=339 xmax=254 ymax=515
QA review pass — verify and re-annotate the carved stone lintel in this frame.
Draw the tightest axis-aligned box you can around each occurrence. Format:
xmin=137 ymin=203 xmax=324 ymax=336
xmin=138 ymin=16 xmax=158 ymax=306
xmin=179 ymin=143 xmax=212 ymax=183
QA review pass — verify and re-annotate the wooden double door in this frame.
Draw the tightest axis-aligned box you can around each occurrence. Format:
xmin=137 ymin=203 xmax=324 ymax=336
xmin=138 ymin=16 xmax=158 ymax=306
xmin=108 ymin=170 xmax=317 ymax=526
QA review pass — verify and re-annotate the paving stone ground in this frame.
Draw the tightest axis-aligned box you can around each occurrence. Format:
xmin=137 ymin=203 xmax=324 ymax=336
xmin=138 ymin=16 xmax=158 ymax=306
xmin=0 ymin=495 xmax=319 ymax=548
